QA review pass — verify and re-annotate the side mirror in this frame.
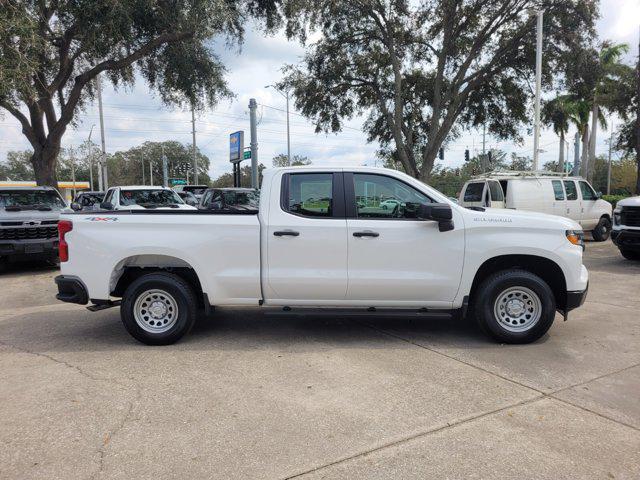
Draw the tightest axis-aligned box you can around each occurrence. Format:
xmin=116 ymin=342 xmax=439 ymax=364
xmin=100 ymin=202 xmax=113 ymax=210
xmin=596 ymin=191 xmax=602 ymax=199
xmin=417 ymin=203 xmax=454 ymax=232
xmin=70 ymin=202 xmax=82 ymax=211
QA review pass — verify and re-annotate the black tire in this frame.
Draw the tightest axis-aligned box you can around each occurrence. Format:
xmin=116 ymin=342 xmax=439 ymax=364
xmin=591 ymin=217 xmax=612 ymax=242
xmin=473 ymin=269 xmax=556 ymax=344
xmin=620 ymin=249 xmax=640 ymax=261
xmin=121 ymin=272 xmax=198 ymax=345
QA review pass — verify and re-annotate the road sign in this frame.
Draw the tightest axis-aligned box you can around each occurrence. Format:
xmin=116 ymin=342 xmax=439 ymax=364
xmin=230 ymin=131 xmax=244 ymax=163
xmin=243 ymin=150 xmax=251 ymax=160
xmin=169 ymin=178 xmax=187 ymax=186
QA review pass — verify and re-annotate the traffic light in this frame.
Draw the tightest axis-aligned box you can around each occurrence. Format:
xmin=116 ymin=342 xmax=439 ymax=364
xmin=464 ymin=149 xmax=470 ymax=162
xmin=438 ymin=148 xmax=444 ymax=160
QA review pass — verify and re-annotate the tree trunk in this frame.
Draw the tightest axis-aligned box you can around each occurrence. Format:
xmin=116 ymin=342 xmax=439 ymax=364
xmin=558 ymin=130 xmax=565 ymax=172
xmin=588 ymin=103 xmax=598 ymax=183
xmin=580 ymin=127 xmax=589 ymax=178
xmin=636 ymin=33 xmax=640 ymax=195
xmin=419 ymin=146 xmax=440 ymax=182
xmin=30 ymin=144 xmax=60 ymax=188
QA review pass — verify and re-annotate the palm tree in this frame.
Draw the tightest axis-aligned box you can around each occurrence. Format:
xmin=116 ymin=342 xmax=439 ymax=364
xmin=566 ymin=99 xmax=591 ymax=177
xmin=542 ymin=96 xmax=571 ymax=172
xmin=586 ymin=42 xmax=630 ymax=182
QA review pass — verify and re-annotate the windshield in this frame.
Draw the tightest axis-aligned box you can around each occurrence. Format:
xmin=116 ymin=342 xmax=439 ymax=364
xmin=120 ymin=189 xmax=184 ymax=207
xmin=0 ymin=190 xmax=66 ymax=209
xmin=76 ymin=193 xmax=104 ymax=206
xmin=183 ymin=186 xmax=207 ymax=196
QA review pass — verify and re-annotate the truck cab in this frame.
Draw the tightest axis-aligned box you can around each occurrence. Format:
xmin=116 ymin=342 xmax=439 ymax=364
xmin=612 ymin=196 xmax=640 ymax=260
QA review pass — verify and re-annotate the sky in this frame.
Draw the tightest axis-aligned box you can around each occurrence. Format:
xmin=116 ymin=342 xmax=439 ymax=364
xmin=0 ymin=0 xmax=638 ymax=182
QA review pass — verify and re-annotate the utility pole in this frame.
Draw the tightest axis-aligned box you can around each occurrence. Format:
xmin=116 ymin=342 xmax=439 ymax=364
xmin=191 ymin=105 xmax=199 ymax=184
xmin=265 ymin=85 xmax=291 ymax=165
xmin=87 ymin=125 xmax=95 ymax=191
xmin=573 ymin=132 xmax=580 ymax=176
xmin=70 ymin=147 xmax=76 ymax=199
xmin=482 ymin=123 xmax=487 ymax=172
xmin=96 ymin=74 xmax=108 ymax=189
xmin=162 ymin=145 xmax=168 ymax=187
xmin=249 ymin=98 xmax=259 ymax=188
xmin=150 ymin=159 xmax=154 ymax=186
xmin=607 ymin=119 xmax=614 ymax=195
xmin=141 ymin=152 xmax=145 ymax=185
xmin=532 ymin=10 xmax=543 ymax=171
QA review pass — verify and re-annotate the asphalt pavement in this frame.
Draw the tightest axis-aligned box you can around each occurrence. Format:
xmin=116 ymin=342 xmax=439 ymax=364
xmin=0 ymin=240 xmax=638 ymax=479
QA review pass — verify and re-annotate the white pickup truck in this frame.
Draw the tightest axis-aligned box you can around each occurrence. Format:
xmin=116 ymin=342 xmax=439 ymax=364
xmin=55 ymin=167 xmax=589 ymax=345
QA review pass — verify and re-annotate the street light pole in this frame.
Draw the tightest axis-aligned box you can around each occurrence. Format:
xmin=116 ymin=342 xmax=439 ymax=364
xmin=266 ymin=85 xmax=291 ymax=166
xmin=532 ymin=10 xmax=543 ymax=171
xmin=87 ymin=125 xmax=95 ymax=191
xmin=607 ymin=119 xmax=614 ymax=195
xmin=191 ymin=105 xmax=199 ymax=184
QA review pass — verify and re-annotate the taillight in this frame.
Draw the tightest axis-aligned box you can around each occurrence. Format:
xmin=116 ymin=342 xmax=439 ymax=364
xmin=58 ymin=220 xmax=73 ymax=262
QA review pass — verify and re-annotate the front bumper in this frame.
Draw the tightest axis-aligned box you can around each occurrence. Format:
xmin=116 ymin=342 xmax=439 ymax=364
xmin=561 ymin=282 xmax=588 ymax=320
xmin=611 ymin=229 xmax=640 ymax=251
xmin=0 ymin=238 xmax=58 ymax=260
xmin=55 ymin=275 xmax=89 ymax=305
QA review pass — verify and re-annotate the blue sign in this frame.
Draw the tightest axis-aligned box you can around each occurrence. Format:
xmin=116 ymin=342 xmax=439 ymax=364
xmin=229 ymin=131 xmax=244 ymax=163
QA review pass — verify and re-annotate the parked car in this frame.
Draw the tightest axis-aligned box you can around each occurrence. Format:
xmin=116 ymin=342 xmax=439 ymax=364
xmin=71 ymin=191 xmax=105 ymax=211
xmin=172 ymin=184 xmax=209 ymax=201
xmin=612 ymin=196 xmax=640 ymax=260
xmin=459 ymin=172 xmax=613 ymax=241
xmin=0 ymin=186 xmax=66 ymax=267
xmin=198 ymin=188 xmax=259 ymax=212
xmin=99 ymin=186 xmax=197 ymax=211
xmin=56 ymin=166 xmax=588 ymax=346
xmin=176 ymin=191 xmax=199 ymax=207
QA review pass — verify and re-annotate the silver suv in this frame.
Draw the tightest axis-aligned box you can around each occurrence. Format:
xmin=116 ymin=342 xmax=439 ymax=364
xmin=0 ymin=187 xmax=67 ymax=268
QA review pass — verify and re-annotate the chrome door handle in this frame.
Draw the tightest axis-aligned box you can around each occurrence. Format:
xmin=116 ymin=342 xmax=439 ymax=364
xmin=353 ymin=231 xmax=379 ymax=238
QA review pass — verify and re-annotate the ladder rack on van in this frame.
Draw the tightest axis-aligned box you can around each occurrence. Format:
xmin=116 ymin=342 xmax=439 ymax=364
xmin=473 ymin=170 xmax=573 ymax=180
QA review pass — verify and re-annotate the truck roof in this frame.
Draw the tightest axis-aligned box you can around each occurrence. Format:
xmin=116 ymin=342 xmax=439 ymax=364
xmin=470 ymin=170 xmax=585 ymax=181
xmin=112 ymin=185 xmax=171 ymax=190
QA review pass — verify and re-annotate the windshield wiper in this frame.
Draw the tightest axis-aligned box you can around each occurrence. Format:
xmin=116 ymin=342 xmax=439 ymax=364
xmin=34 ymin=203 xmax=52 ymax=211
xmin=4 ymin=205 xmax=22 ymax=211
xmin=138 ymin=203 xmax=158 ymax=209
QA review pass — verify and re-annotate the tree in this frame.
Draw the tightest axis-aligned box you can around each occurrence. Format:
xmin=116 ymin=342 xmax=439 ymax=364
xmin=0 ymin=1 xmax=280 ymax=187
xmin=109 ymin=141 xmax=211 ymax=187
xmin=0 ymin=150 xmax=34 ymax=180
xmin=542 ymin=96 xmax=571 ymax=172
xmin=272 ymin=153 xmax=311 ymax=167
xmin=212 ymin=164 xmax=265 ymax=188
xmin=281 ymin=0 xmax=597 ymax=181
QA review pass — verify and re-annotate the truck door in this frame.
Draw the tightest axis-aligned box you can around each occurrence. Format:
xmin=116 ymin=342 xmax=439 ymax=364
xmin=551 ymin=180 xmax=567 ymax=217
xmin=563 ymin=180 xmax=581 ymax=222
xmin=578 ymin=180 xmax=599 ymax=230
xmin=265 ymin=172 xmax=348 ymax=302
xmin=344 ymin=172 xmax=464 ymax=305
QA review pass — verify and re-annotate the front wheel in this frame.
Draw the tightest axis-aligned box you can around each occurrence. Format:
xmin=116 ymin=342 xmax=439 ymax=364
xmin=620 ymin=249 xmax=640 ymax=261
xmin=474 ymin=270 xmax=556 ymax=344
xmin=121 ymin=272 xmax=198 ymax=345
xmin=591 ymin=217 xmax=612 ymax=242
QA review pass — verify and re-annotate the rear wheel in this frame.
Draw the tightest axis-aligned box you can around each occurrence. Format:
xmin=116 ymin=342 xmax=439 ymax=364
xmin=591 ymin=217 xmax=611 ymax=242
xmin=620 ymin=249 xmax=640 ymax=261
xmin=121 ymin=272 xmax=197 ymax=345
xmin=474 ymin=269 xmax=556 ymax=344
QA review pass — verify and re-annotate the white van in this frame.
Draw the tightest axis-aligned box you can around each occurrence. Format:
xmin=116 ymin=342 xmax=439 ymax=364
xmin=459 ymin=172 xmax=613 ymax=241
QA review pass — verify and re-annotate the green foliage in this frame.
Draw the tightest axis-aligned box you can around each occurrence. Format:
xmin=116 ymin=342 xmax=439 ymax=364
xmin=0 ymin=0 xmax=280 ymax=186
xmin=280 ymin=0 xmax=597 ymax=180
xmin=211 ymin=164 xmax=266 ymax=188
xmin=601 ymin=195 xmax=627 ymax=209
xmin=272 ymin=153 xmax=311 ymax=167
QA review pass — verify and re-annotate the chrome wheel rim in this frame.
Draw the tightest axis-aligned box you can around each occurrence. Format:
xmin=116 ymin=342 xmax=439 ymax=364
xmin=133 ymin=289 xmax=178 ymax=333
xmin=493 ymin=286 xmax=542 ymax=332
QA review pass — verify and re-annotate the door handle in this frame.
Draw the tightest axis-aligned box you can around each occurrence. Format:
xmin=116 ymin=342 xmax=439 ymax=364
xmin=353 ymin=231 xmax=379 ymax=238
xmin=273 ymin=230 xmax=299 ymax=237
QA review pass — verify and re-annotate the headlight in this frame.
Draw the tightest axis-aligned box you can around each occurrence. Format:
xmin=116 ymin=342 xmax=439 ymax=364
xmin=566 ymin=230 xmax=585 ymax=250
xmin=613 ymin=208 xmax=621 ymax=226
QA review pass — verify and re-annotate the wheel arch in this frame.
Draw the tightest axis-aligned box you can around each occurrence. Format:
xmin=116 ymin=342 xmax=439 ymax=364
xmin=110 ymin=254 xmax=206 ymax=307
xmin=469 ymin=254 xmax=567 ymax=311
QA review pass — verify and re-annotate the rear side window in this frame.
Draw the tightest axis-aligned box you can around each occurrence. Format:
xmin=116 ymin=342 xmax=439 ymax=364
xmin=284 ymin=173 xmax=333 ymax=217
xmin=464 ymin=182 xmax=485 ymax=202
xmin=579 ymin=181 xmax=597 ymax=201
xmin=563 ymin=181 xmax=577 ymax=201
xmin=488 ymin=181 xmax=504 ymax=202
xmin=552 ymin=180 xmax=565 ymax=200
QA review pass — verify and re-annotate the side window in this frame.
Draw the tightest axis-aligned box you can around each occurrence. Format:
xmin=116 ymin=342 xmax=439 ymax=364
xmin=552 ymin=180 xmax=565 ymax=201
xmin=563 ymin=181 xmax=577 ymax=201
xmin=464 ymin=182 xmax=485 ymax=202
xmin=579 ymin=181 xmax=597 ymax=201
xmin=488 ymin=181 xmax=504 ymax=202
xmin=353 ymin=173 xmax=431 ymax=219
xmin=285 ymin=173 xmax=333 ymax=217
xmin=103 ymin=189 xmax=114 ymax=205
xmin=200 ymin=190 xmax=212 ymax=207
